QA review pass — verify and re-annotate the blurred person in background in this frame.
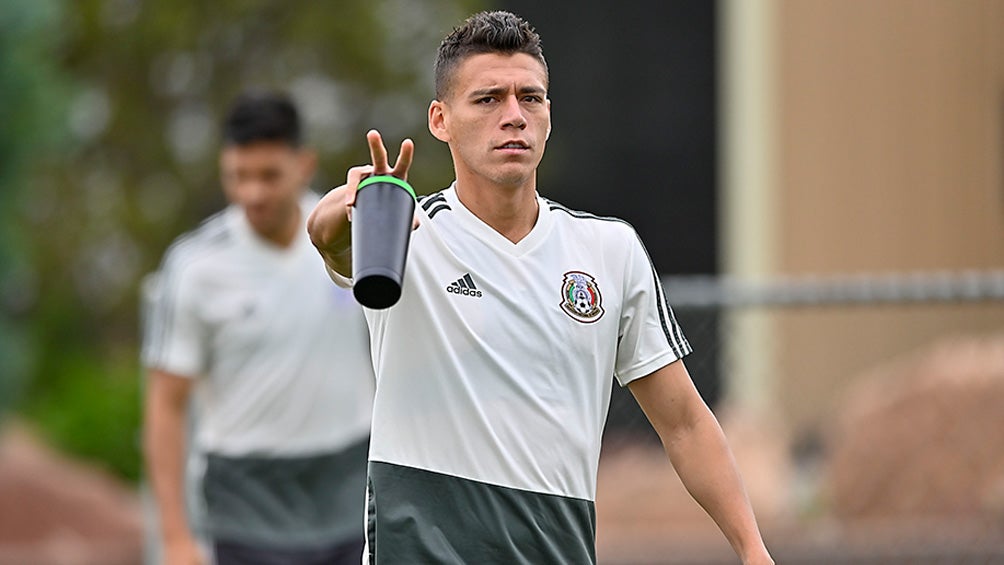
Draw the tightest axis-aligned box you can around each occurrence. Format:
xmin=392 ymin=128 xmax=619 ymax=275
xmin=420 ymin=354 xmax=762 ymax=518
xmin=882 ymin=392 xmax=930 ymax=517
xmin=307 ymin=10 xmax=772 ymax=565
xmin=142 ymin=91 xmax=374 ymax=565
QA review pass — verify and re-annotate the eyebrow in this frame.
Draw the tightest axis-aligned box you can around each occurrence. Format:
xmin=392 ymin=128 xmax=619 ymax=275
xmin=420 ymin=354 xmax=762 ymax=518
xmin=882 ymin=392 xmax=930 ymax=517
xmin=469 ymin=85 xmax=547 ymax=98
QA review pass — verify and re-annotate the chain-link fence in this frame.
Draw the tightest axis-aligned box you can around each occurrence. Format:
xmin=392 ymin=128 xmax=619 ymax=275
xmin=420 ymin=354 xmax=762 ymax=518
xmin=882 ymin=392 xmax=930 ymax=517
xmin=597 ymin=270 xmax=1004 ymax=564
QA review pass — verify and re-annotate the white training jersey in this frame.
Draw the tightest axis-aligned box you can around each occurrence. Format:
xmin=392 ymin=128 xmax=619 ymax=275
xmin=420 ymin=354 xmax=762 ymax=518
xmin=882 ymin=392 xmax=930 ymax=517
xmin=143 ymin=192 xmax=375 ymax=457
xmin=335 ymin=184 xmax=691 ymax=501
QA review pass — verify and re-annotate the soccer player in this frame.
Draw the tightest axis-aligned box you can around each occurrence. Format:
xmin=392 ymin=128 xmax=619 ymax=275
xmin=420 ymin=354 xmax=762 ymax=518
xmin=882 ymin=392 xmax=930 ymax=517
xmin=143 ymin=92 xmax=375 ymax=565
xmin=308 ymin=11 xmax=774 ymax=565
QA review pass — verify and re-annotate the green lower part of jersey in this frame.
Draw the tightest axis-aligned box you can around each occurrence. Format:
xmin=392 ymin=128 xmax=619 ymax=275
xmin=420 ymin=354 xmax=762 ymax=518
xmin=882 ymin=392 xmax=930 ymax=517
xmin=201 ymin=439 xmax=369 ymax=548
xmin=367 ymin=461 xmax=597 ymax=564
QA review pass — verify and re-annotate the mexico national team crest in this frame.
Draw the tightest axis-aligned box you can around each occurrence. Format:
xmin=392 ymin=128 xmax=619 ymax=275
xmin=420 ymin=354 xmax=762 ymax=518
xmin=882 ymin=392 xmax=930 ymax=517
xmin=560 ymin=271 xmax=604 ymax=323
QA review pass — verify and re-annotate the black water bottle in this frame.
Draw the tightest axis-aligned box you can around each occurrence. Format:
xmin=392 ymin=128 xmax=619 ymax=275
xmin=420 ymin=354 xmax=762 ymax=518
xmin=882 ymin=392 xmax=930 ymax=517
xmin=351 ymin=175 xmax=417 ymax=309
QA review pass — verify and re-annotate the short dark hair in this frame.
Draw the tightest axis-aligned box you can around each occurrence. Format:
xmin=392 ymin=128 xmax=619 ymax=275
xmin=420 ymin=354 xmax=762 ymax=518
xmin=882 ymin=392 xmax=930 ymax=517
xmin=434 ymin=11 xmax=547 ymax=100
xmin=222 ymin=91 xmax=302 ymax=147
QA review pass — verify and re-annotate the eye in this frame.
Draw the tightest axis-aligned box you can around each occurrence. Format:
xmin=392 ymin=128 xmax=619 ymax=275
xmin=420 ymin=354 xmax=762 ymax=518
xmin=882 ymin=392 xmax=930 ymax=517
xmin=475 ymin=96 xmax=496 ymax=104
xmin=522 ymin=94 xmax=544 ymax=103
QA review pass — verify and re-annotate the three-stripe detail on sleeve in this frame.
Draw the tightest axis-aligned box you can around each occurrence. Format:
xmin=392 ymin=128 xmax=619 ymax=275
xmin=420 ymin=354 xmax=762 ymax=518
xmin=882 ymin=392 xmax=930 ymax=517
xmin=143 ymin=213 xmax=230 ymax=368
xmin=418 ymin=192 xmax=451 ymax=219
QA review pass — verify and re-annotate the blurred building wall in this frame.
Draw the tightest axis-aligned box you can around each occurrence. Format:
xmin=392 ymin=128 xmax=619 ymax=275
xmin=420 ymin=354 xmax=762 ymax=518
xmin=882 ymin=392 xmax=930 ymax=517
xmin=724 ymin=0 xmax=1004 ymax=435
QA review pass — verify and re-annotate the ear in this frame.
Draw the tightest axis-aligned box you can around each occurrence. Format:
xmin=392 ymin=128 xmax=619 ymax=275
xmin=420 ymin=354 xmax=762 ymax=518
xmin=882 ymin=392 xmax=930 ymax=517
xmin=428 ymin=99 xmax=451 ymax=143
xmin=545 ymin=98 xmax=552 ymax=140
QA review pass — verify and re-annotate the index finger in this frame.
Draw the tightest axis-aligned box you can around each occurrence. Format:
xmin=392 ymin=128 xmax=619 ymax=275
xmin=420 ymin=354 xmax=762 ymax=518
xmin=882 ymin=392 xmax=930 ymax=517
xmin=367 ymin=129 xmax=391 ymax=174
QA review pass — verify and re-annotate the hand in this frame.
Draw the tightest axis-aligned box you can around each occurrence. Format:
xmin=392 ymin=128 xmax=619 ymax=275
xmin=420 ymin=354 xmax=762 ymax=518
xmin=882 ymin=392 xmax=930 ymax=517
xmin=307 ymin=130 xmax=416 ymax=275
xmin=163 ymin=534 xmax=206 ymax=565
xmin=344 ymin=129 xmax=415 ymax=210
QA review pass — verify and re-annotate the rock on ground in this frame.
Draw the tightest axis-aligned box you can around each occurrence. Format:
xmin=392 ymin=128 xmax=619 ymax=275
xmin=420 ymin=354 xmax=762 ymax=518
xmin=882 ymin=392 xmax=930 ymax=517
xmin=0 ymin=422 xmax=142 ymax=565
xmin=825 ymin=334 xmax=1004 ymax=521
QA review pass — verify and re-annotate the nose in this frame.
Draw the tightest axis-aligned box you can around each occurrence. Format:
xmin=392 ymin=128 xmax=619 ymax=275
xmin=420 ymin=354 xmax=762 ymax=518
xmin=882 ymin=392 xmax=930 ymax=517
xmin=238 ymin=178 xmax=268 ymax=206
xmin=500 ymin=95 xmax=527 ymax=130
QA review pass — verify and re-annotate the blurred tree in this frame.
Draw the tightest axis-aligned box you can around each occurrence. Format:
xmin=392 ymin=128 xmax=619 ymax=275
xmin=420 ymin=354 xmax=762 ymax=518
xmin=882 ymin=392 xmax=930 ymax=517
xmin=0 ymin=0 xmax=70 ymax=419
xmin=14 ymin=0 xmax=483 ymax=481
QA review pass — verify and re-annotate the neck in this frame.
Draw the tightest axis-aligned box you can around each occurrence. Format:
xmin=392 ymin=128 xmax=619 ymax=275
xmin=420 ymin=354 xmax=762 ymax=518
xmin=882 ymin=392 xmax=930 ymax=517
xmin=454 ymin=177 xmax=539 ymax=243
xmin=257 ymin=207 xmax=302 ymax=248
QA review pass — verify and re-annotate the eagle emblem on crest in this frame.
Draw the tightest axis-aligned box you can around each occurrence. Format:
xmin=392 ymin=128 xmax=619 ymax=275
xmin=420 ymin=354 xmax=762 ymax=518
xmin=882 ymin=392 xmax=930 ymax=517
xmin=560 ymin=271 xmax=604 ymax=323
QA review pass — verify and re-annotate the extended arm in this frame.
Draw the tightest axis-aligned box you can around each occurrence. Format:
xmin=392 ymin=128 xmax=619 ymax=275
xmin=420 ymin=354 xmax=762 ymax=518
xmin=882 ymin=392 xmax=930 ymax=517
xmin=307 ymin=182 xmax=356 ymax=277
xmin=628 ymin=361 xmax=773 ymax=565
xmin=307 ymin=130 xmax=414 ymax=277
xmin=143 ymin=369 xmax=204 ymax=565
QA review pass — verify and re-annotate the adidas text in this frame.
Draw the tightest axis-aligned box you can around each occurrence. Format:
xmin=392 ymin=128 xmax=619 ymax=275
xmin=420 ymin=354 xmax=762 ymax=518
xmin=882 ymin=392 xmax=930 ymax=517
xmin=447 ymin=286 xmax=483 ymax=298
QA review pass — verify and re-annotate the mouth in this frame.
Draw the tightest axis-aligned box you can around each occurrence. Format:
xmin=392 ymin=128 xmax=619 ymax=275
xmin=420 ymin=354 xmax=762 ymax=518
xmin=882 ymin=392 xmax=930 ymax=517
xmin=245 ymin=205 xmax=273 ymax=222
xmin=495 ymin=140 xmax=530 ymax=151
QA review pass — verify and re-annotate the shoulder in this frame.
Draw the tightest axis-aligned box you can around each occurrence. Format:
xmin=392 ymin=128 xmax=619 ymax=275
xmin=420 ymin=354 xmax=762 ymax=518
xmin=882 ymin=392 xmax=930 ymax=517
xmin=159 ymin=209 xmax=234 ymax=276
xmin=544 ymin=199 xmax=653 ymax=267
xmin=417 ymin=188 xmax=453 ymax=221
xmin=544 ymin=198 xmax=638 ymax=241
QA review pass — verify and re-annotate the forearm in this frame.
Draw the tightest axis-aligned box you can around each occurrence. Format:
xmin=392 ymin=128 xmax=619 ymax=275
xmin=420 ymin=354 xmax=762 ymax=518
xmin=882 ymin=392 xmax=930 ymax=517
xmin=629 ymin=364 xmax=772 ymax=564
xmin=664 ymin=410 xmax=771 ymax=563
xmin=144 ymin=386 xmax=193 ymax=543
xmin=306 ymin=185 xmax=353 ymax=277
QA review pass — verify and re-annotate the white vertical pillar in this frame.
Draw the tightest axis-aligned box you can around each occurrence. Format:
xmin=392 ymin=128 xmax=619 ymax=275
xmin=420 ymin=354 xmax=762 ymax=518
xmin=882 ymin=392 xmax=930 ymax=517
xmin=719 ymin=0 xmax=778 ymax=412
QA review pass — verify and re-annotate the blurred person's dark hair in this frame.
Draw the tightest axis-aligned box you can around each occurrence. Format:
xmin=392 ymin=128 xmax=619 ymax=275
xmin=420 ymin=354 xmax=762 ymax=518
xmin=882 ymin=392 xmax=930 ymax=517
xmin=434 ymin=10 xmax=548 ymax=100
xmin=222 ymin=91 xmax=302 ymax=148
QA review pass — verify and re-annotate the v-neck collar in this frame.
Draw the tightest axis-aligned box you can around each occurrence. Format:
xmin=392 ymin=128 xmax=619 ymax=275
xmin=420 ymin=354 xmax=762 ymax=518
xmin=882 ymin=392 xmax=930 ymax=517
xmin=443 ymin=183 xmax=553 ymax=258
xmin=229 ymin=192 xmax=316 ymax=260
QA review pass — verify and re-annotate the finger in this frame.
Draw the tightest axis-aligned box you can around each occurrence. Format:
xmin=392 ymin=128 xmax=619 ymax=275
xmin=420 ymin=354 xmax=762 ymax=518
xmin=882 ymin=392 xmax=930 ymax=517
xmin=346 ymin=164 xmax=374 ymax=186
xmin=345 ymin=165 xmax=374 ymax=207
xmin=366 ymin=130 xmax=390 ymax=174
xmin=392 ymin=138 xmax=415 ymax=181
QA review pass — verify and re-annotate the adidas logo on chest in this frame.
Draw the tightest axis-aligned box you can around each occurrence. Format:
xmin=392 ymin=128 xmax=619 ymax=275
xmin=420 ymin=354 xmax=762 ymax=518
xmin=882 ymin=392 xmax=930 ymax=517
xmin=446 ymin=273 xmax=483 ymax=298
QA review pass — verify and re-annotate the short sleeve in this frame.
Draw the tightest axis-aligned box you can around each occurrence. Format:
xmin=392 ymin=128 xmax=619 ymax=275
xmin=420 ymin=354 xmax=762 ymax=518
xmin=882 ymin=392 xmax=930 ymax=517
xmin=140 ymin=250 xmax=208 ymax=378
xmin=613 ymin=230 xmax=692 ymax=386
xmin=325 ymin=263 xmax=354 ymax=289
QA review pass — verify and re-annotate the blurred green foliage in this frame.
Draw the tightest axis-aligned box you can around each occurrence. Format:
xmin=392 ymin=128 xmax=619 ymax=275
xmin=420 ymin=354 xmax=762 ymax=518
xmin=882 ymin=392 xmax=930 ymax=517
xmin=0 ymin=0 xmax=70 ymax=418
xmin=20 ymin=348 xmax=142 ymax=481
xmin=6 ymin=0 xmax=482 ymax=482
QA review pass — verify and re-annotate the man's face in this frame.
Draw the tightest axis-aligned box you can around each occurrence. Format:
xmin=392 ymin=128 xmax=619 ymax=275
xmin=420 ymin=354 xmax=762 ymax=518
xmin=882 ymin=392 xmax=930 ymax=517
xmin=430 ymin=52 xmax=551 ymax=190
xmin=219 ymin=141 xmax=313 ymax=241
